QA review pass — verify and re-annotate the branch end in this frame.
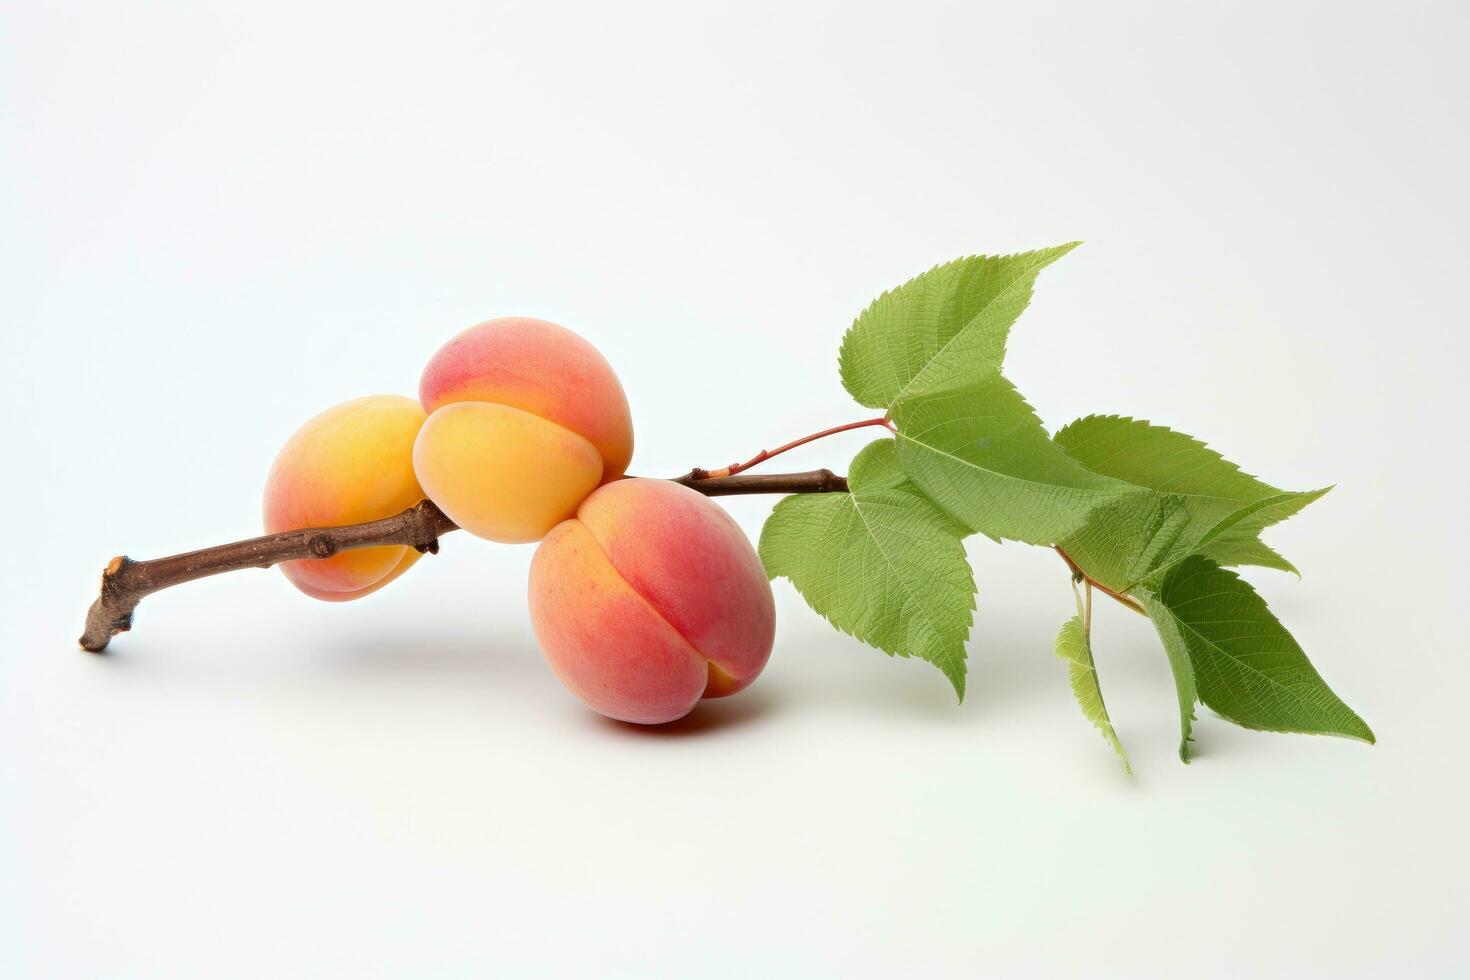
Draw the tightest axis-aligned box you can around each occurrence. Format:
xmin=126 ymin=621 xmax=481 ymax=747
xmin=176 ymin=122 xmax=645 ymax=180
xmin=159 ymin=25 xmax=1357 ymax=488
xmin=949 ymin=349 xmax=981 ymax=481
xmin=78 ymin=609 xmax=132 ymax=653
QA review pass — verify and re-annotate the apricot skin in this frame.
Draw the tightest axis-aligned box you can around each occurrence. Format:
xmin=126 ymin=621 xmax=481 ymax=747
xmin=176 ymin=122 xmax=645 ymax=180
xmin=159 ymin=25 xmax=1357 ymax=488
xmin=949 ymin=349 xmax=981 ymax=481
xmin=527 ymin=479 xmax=775 ymax=724
xmin=263 ymin=395 xmax=427 ymax=601
xmin=412 ymin=402 xmax=603 ymax=544
xmin=414 ymin=317 xmax=635 ymax=544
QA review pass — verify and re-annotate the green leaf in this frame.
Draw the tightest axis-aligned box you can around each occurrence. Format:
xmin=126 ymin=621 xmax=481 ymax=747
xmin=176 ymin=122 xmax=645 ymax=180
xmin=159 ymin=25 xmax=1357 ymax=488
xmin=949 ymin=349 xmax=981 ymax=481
xmin=758 ymin=439 xmax=976 ymax=698
xmin=1145 ymin=556 xmax=1374 ymax=743
xmin=1059 ymin=491 xmax=1198 ymax=593
xmin=1053 ymin=416 xmax=1328 ymax=587
xmin=891 ymin=372 xmax=1136 ymax=545
xmin=838 ymin=243 xmax=1081 ymax=410
xmin=1136 ymin=589 xmax=1200 ymax=762
xmin=1200 ymin=536 xmax=1300 ymax=576
xmin=1053 ymin=606 xmax=1131 ymax=773
xmin=1064 ymin=489 xmax=1325 ymax=594
xmin=1054 ymin=414 xmax=1279 ymax=502
xmin=836 ymin=246 xmax=1128 ymax=545
xmin=1197 ymin=487 xmax=1331 ymax=574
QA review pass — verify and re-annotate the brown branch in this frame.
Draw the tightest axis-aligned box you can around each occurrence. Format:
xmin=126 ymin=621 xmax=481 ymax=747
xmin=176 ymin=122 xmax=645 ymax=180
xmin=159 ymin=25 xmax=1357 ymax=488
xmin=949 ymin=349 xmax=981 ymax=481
xmin=80 ymin=470 xmax=849 ymax=653
xmin=80 ymin=499 xmax=457 ymax=653
xmin=1054 ymin=546 xmax=1148 ymax=617
xmin=669 ymin=468 xmax=848 ymax=495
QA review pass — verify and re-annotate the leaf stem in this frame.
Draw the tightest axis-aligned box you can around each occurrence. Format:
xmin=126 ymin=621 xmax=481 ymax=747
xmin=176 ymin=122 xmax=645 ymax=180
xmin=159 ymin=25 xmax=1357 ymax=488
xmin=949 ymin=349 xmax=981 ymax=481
xmin=1054 ymin=546 xmax=1148 ymax=617
xmin=696 ymin=416 xmax=895 ymax=480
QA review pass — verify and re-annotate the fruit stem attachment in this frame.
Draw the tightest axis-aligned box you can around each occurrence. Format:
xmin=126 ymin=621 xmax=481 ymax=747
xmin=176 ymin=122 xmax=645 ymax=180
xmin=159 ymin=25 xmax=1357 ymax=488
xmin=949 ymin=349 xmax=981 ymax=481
xmin=695 ymin=416 xmax=895 ymax=480
xmin=1054 ymin=546 xmax=1148 ymax=617
xmin=78 ymin=469 xmax=850 ymax=653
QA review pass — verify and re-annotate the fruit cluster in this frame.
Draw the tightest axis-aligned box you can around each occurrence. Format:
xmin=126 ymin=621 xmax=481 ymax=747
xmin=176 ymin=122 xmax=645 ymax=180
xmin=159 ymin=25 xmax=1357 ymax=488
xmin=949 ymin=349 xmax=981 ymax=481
xmin=262 ymin=317 xmax=775 ymax=724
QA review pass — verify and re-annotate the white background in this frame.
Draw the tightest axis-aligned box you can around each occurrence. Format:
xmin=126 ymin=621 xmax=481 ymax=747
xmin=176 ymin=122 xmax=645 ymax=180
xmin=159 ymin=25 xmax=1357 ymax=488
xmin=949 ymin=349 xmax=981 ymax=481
xmin=2 ymin=1 xmax=1466 ymax=976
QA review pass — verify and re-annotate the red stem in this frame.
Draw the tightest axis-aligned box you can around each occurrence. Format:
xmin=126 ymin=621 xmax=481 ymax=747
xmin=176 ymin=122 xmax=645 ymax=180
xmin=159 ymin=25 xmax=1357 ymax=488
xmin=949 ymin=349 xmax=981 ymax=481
xmin=700 ymin=417 xmax=895 ymax=479
xmin=1054 ymin=546 xmax=1148 ymax=617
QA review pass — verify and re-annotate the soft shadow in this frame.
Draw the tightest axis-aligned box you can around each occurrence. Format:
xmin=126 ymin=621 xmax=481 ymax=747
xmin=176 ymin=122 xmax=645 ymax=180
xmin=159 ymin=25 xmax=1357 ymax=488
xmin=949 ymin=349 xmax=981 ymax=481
xmin=592 ymin=687 xmax=779 ymax=740
xmin=81 ymin=620 xmax=548 ymax=698
xmin=297 ymin=627 xmax=553 ymax=703
xmin=317 ymin=629 xmax=540 ymax=675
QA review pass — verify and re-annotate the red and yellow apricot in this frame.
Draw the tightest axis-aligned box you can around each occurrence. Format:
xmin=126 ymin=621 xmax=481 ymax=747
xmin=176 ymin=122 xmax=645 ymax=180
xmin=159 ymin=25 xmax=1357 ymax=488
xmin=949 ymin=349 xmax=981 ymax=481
xmin=263 ymin=395 xmax=427 ymax=601
xmin=528 ymin=479 xmax=775 ymax=724
xmin=414 ymin=317 xmax=634 ymax=543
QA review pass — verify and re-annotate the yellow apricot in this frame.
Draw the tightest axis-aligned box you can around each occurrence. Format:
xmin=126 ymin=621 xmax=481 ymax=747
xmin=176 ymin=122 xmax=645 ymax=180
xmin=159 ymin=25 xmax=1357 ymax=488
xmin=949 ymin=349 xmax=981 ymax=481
xmin=414 ymin=317 xmax=634 ymax=543
xmin=412 ymin=402 xmax=604 ymax=543
xmin=263 ymin=395 xmax=427 ymax=600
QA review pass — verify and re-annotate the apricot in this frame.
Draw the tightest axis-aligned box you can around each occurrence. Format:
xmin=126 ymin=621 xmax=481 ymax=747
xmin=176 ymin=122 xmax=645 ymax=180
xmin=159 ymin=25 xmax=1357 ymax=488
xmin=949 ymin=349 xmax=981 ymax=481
xmin=528 ymin=479 xmax=775 ymax=724
xmin=414 ymin=317 xmax=634 ymax=543
xmin=263 ymin=395 xmax=427 ymax=601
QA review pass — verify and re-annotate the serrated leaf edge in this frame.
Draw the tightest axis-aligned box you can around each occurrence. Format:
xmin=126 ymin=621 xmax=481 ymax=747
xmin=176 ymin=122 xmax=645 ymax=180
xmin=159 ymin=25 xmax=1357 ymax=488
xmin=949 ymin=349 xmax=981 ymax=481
xmin=1053 ymin=606 xmax=1132 ymax=774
